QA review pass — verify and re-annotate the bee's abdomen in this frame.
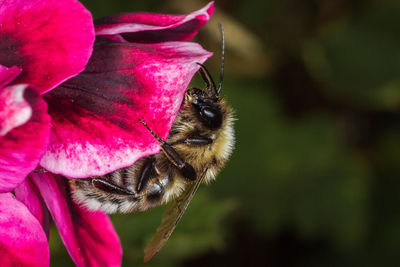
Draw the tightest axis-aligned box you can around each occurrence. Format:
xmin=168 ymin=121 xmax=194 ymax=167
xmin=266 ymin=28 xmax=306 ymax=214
xmin=70 ymin=156 xmax=179 ymax=214
xmin=70 ymin=175 xmax=136 ymax=213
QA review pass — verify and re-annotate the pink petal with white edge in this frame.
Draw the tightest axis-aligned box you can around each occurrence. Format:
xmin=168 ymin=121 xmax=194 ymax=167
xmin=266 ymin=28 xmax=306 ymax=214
xmin=0 ymin=0 xmax=95 ymax=93
xmin=41 ymin=39 xmax=212 ymax=177
xmin=0 ymin=193 xmax=49 ymax=267
xmin=0 ymin=86 xmax=50 ymax=192
xmin=95 ymin=2 xmax=214 ymax=43
xmin=0 ymin=65 xmax=21 ymax=88
xmin=31 ymin=173 xmax=122 ymax=267
xmin=14 ymin=178 xmax=51 ymax=239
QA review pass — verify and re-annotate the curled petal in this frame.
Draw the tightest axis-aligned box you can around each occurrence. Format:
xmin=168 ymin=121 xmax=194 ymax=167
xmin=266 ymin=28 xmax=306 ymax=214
xmin=31 ymin=173 xmax=122 ymax=267
xmin=0 ymin=193 xmax=49 ymax=267
xmin=0 ymin=86 xmax=50 ymax=192
xmin=95 ymin=2 xmax=214 ymax=43
xmin=14 ymin=179 xmax=51 ymax=239
xmin=0 ymin=84 xmax=32 ymax=136
xmin=0 ymin=65 xmax=27 ymax=136
xmin=0 ymin=65 xmax=21 ymax=88
xmin=0 ymin=0 xmax=95 ymax=93
xmin=41 ymin=39 xmax=212 ymax=177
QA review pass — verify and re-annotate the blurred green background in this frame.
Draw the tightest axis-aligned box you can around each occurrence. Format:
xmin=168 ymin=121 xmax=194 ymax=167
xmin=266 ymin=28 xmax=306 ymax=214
xmin=50 ymin=0 xmax=400 ymax=266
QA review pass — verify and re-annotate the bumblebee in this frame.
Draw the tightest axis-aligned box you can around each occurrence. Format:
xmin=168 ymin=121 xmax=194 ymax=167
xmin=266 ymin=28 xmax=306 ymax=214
xmin=69 ymin=25 xmax=234 ymax=260
xmin=70 ymin=66 xmax=234 ymax=213
xmin=70 ymin=26 xmax=234 ymax=216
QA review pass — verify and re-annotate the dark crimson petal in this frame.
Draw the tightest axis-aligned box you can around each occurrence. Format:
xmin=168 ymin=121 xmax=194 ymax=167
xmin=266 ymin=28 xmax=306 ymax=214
xmin=0 ymin=0 xmax=95 ymax=93
xmin=0 ymin=65 xmax=21 ymax=88
xmin=40 ymin=39 xmax=212 ymax=177
xmin=0 ymin=86 xmax=50 ymax=192
xmin=31 ymin=173 xmax=122 ymax=267
xmin=95 ymin=2 xmax=214 ymax=43
xmin=0 ymin=193 xmax=49 ymax=267
xmin=14 ymin=178 xmax=51 ymax=239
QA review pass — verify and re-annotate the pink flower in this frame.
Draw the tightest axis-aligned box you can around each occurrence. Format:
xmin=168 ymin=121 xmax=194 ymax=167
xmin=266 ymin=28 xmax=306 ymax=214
xmin=0 ymin=0 xmax=214 ymax=266
xmin=0 ymin=0 xmax=94 ymax=191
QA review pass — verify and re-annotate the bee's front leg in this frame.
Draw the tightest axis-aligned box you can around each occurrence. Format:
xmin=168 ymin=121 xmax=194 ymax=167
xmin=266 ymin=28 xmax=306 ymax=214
xmin=171 ymin=136 xmax=213 ymax=146
xmin=159 ymin=142 xmax=197 ymax=181
xmin=140 ymin=119 xmax=197 ymax=181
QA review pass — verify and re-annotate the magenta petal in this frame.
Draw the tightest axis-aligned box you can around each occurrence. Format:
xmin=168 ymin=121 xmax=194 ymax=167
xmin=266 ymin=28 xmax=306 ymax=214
xmin=0 ymin=86 xmax=50 ymax=192
xmin=14 ymin=179 xmax=51 ymax=239
xmin=95 ymin=2 xmax=214 ymax=43
xmin=40 ymin=39 xmax=212 ymax=177
xmin=0 ymin=65 xmax=21 ymax=88
xmin=0 ymin=0 xmax=95 ymax=93
xmin=31 ymin=173 xmax=122 ymax=267
xmin=0 ymin=193 xmax=49 ymax=267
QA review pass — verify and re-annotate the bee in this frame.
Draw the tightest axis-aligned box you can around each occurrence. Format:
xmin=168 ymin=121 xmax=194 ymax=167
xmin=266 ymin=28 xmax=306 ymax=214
xmin=69 ymin=25 xmax=234 ymax=261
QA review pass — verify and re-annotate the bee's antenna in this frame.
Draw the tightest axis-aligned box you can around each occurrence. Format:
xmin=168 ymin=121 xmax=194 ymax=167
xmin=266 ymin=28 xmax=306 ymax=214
xmin=196 ymin=63 xmax=217 ymax=96
xmin=140 ymin=118 xmax=165 ymax=145
xmin=216 ymin=24 xmax=225 ymax=96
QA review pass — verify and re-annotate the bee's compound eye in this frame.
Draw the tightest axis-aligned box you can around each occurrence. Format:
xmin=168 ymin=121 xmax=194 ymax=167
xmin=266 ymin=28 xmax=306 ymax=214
xmin=200 ymin=107 xmax=222 ymax=129
xmin=201 ymin=107 xmax=216 ymax=119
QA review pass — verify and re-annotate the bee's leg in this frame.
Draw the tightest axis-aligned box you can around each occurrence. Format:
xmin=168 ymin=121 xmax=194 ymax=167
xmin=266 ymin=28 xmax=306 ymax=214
xmin=140 ymin=119 xmax=197 ymax=181
xmin=147 ymin=178 xmax=165 ymax=200
xmin=171 ymin=136 xmax=213 ymax=146
xmin=161 ymin=143 xmax=197 ymax=181
xmin=92 ymin=178 xmax=137 ymax=196
xmin=136 ymin=157 xmax=157 ymax=193
xmin=141 ymin=174 xmax=171 ymax=210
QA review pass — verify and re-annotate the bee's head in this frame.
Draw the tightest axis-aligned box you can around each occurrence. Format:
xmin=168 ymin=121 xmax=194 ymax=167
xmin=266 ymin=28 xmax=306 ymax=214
xmin=186 ymin=24 xmax=225 ymax=130
xmin=186 ymin=87 xmax=223 ymax=129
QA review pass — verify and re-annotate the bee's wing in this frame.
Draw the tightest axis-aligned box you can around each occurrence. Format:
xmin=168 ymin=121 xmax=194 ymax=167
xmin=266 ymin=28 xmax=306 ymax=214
xmin=143 ymin=166 xmax=209 ymax=262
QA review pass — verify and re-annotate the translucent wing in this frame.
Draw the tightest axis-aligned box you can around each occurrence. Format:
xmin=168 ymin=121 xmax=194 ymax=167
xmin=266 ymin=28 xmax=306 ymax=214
xmin=143 ymin=166 xmax=209 ymax=262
